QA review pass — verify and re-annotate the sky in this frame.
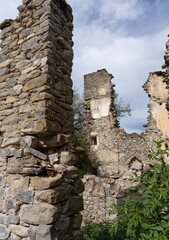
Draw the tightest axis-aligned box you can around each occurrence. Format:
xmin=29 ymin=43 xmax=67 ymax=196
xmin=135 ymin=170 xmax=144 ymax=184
xmin=1 ymin=0 xmax=169 ymax=133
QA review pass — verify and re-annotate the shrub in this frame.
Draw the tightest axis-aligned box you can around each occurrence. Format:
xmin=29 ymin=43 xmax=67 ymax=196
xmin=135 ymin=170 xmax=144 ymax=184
xmin=109 ymin=141 xmax=169 ymax=240
xmin=82 ymin=219 xmax=124 ymax=240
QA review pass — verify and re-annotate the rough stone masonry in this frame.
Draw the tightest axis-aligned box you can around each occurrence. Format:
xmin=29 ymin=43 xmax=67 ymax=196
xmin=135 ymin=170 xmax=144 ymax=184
xmin=82 ymin=38 xmax=169 ymax=221
xmin=0 ymin=0 xmax=84 ymax=239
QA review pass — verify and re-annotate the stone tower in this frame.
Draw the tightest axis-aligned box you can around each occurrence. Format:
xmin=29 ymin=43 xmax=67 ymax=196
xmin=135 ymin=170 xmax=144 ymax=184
xmin=0 ymin=0 xmax=83 ymax=239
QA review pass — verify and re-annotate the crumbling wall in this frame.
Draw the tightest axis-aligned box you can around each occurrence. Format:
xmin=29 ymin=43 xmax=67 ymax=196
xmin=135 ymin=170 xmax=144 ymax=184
xmin=0 ymin=0 xmax=83 ymax=239
xmin=83 ymin=41 xmax=169 ymax=221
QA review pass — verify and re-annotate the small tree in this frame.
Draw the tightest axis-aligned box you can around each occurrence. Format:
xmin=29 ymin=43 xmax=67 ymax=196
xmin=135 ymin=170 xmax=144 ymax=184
xmin=72 ymin=89 xmax=85 ymax=132
xmin=109 ymin=141 xmax=169 ymax=240
xmin=114 ymin=93 xmax=131 ymax=120
xmin=72 ymin=89 xmax=131 ymax=133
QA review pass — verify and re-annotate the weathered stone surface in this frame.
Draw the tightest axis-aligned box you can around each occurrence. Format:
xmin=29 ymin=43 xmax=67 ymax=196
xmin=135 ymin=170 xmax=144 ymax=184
xmin=9 ymin=225 xmax=29 ymax=238
xmin=9 ymin=233 xmax=21 ymax=240
xmin=15 ymin=190 xmax=34 ymax=203
xmin=46 ymin=134 xmax=69 ymax=147
xmin=6 ymin=199 xmax=16 ymax=213
xmin=0 ymin=19 xmax=12 ymax=30
xmin=48 ymin=153 xmax=59 ymax=165
xmin=6 ymin=175 xmax=30 ymax=191
xmin=53 ymin=217 xmax=70 ymax=236
xmin=72 ymin=214 xmax=83 ymax=230
xmin=1 ymin=137 xmax=20 ymax=148
xmin=73 ymin=179 xmax=84 ymax=194
xmin=8 ymin=215 xmax=19 ymax=225
xmin=28 ymin=225 xmax=36 ymax=240
xmin=0 ymin=59 xmax=12 ymax=68
xmin=33 ymin=119 xmax=61 ymax=134
xmin=36 ymin=184 xmax=73 ymax=204
xmin=7 ymin=155 xmax=44 ymax=175
xmin=60 ymin=151 xmax=79 ymax=166
xmin=63 ymin=168 xmax=83 ymax=180
xmin=73 ymin=229 xmax=84 ymax=240
xmin=0 ymin=67 xmax=9 ymax=76
xmin=63 ymin=196 xmax=84 ymax=216
xmin=31 ymin=175 xmax=62 ymax=190
xmin=6 ymin=78 xmax=17 ymax=87
xmin=21 ymin=37 xmax=39 ymax=51
xmin=24 ymin=147 xmax=47 ymax=161
xmin=0 ymin=214 xmax=8 ymax=225
xmin=36 ymin=225 xmax=52 ymax=240
xmin=19 ymin=203 xmax=61 ymax=225
xmin=0 ymin=224 xmax=10 ymax=239
xmin=20 ymin=136 xmax=38 ymax=149
xmin=23 ymin=75 xmax=47 ymax=92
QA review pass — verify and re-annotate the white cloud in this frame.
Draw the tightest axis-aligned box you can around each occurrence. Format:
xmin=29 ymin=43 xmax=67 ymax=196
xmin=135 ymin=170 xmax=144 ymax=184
xmin=71 ymin=20 xmax=169 ymax=132
xmin=99 ymin=0 xmax=149 ymax=23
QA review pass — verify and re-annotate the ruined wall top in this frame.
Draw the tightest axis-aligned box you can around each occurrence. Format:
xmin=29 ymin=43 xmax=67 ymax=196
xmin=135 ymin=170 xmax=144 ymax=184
xmin=0 ymin=0 xmax=78 ymax=174
xmin=84 ymin=69 xmax=114 ymax=100
xmin=0 ymin=0 xmax=74 ymax=152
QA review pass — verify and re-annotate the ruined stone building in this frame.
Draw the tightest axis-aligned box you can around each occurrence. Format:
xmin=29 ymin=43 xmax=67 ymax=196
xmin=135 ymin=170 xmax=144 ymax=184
xmin=0 ymin=0 xmax=84 ymax=239
xmin=0 ymin=0 xmax=169 ymax=237
xmin=82 ymin=44 xmax=169 ymax=220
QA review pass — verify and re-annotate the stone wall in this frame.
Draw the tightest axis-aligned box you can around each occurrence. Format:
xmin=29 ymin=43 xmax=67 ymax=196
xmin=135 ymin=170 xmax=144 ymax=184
xmin=0 ymin=0 xmax=83 ymax=239
xmin=83 ymin=39 xmax=169 ymax=221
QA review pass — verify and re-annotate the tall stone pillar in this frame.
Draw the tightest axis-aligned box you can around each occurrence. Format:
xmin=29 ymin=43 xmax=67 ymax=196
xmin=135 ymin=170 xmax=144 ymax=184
xmin=84 ymin=69 xmax=119 ymax=176
xmin=0 ymin=0 xmax=83 ymax=239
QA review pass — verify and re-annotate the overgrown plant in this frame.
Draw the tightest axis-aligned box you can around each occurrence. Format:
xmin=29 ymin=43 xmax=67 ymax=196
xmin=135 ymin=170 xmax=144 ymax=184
xmin=82 ymin=219 xmax=115 ymax=240
xmin=109 ymin=141 xmax=169 ymax=240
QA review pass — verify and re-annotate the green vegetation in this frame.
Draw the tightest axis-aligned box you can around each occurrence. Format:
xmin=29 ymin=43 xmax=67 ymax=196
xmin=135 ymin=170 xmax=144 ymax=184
xmin=83 ymin=141 xmax=169 ymax=240
xmin=114 ymin=93 xmax=131 ymax=120
xmin=82 ymin=220 xmax=124 ymax=240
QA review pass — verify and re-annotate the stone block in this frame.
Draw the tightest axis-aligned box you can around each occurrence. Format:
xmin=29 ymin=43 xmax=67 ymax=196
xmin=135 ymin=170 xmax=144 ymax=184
xmin=6 ymin=175 xmax=30 ymax=191
xmin=131 ymin=160 xmax=143 ymax=170
xmin=6 ymin=199 xmax=16 ymax=213
xmin=12 ymin=85 xmax=23 ymax=95
xmin=33 ymin=119 xmax=61 ymax=134
xmin=53 ymin=217 xmax=70 ymax=235
xmin=63 ymin=196 xmax=83 ymax=216
xmin=0 ymin=187 xmax=4 ymax=197
xmin=15 ymin=190 xmax=34 ymax=203
xmin=0 ymin=214 xmax=8 ymax=225
xmin=63 ymin=167 xmax=83 ymax=180
xmin=6 ymin=78 xmax=17 ymax=87
xmin=9 ymin=233 xmax=21 ymax=240
xmin=24 ymin=147 xmax=47 ymax=161
xmin=36 ymin=225 xmax=52 ymax=240
xmin=1 ymin=137 xmax=20 ymax=148
xmin=48 ymin=153 xmax=59 ymax=165
xmin=9 ymin=225 xmax=29 ymax=238
xmin=73 ymin=229 xmax=84 ymax=240
xmin=35 ymin=185 xmax=73 ymax=204
xmin=28 ymin=225 xmax=36 ymax=240
xmin=20 ymin=136 xmax=38 ymax=149
xmin=23 ymin=74 xmax=47 ymax=92
xmin=8 ymin=215 xmax=19 ymax=225
xmin=73 ymin=179 xmax=84 ymax=194
xmin=46 ymin=134 xmax=69 ymax=147
xmin=0 ymin=224 xmax=10 ymax=239
xmin=0 ymin=59 xmax=12 ymax=68
xmin=72 ymin=214 xmax=83 ymax=230
xmin=19 ymin=203 xmax=61 ymax=225
xmin=30 ymin=175 xmax=62 ymax=190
